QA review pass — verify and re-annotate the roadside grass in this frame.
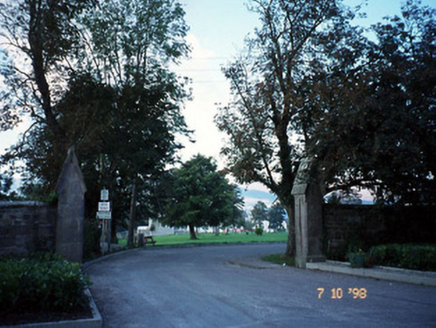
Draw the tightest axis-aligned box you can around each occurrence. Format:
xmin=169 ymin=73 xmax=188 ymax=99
xmin=261 ymin=253 xmax=295 ymax=266
xmin=118 ymin=231 xmax=287 ymax=247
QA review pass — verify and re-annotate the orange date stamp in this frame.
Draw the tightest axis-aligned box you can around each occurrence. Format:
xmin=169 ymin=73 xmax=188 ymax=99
xmin=317 ymin=288 xmax=367 ymax=299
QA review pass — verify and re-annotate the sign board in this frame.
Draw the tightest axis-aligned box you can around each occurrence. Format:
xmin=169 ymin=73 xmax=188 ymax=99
xmin=97 ymin=211 xmax=112 ymax=220
xmin=101 ymin=189 xmax=109 ymax=201
xmin=98 ymin=201 xmax=111 ymax=212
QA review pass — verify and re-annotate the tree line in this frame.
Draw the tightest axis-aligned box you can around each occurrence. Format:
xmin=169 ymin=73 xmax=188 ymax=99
xmin=1 ymin=0 xmax=435 ymax=255
xmin=0 ymin=0 xmax=192 ymax=246
xmin=251 ymin=201 xmax=286 ymax=232
xmin=215 ymin=0 xmax=436 ymax=256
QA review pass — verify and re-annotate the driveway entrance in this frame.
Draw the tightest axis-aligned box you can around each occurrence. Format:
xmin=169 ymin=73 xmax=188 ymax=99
xmin=85 ymin=244 xmax=436 ymax=328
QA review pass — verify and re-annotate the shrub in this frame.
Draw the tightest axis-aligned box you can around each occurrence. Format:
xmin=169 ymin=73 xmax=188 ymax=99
xmin=347 ymin=249 xmax=367 ymax=268
xmin=0 ymin=253 xmax=91 ymax=314
xmin=84 ymin=217 xmax=101 ymax=260
xmin=255 ymin=227 xmax=263 ymax=236
xmin=371 ymin=244 xmax=436 ymax=271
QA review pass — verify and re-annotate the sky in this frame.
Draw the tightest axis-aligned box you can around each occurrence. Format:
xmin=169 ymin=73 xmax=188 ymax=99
xmin=1 ymin=0 xmax=435 ymax=210
xmin=171 ymin=0 xmax=436 ymax=208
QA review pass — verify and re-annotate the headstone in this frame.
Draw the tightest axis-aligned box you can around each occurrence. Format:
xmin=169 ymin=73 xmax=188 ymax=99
xmin=291 ymin=158 xmax=326 ymax=269
xmin=55 ymin=147 xmax=87 ymax=263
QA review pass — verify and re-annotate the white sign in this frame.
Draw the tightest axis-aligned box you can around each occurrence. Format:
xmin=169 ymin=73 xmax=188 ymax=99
xmin=98 ymin=201 xmax=111 ymax=212
xmin=101 ymin=189 xmax=109 ymax=201
xmin=97 ymin=211 xmax=112 ymax=220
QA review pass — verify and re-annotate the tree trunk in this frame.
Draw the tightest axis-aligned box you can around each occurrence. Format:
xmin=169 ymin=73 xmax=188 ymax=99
xmin=215 ymin=226 xmax=219 ymax=236
xmin=189 ymin=224 xmax=197 ymax=240
xmin=128 ymin=174 xmax=138 ymax=247
xmin=284 ymin=204 xmax=296 ymax=257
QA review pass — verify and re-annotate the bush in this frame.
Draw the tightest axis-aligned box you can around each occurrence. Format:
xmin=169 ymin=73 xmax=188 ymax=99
xmin=0 ymin=253 xmax=91 ymax=314
xmin=255 ymin=227 xmax=263 ymax=236
xmin=347 ymin=249 xmax=367 ymax=268
xmin=371 ymin=244 xmax=436 ymax=271
xmin=84 ymin=217 xmax=101 ymax=260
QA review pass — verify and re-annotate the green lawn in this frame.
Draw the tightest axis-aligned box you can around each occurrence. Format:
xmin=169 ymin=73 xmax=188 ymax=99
xmin=118 ymin=231 xmax=287 ymax=247
xmin=261 ymin=253 xmax=295 ymax=266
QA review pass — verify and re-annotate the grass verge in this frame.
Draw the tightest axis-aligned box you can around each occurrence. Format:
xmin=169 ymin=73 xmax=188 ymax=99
xmin=118 ymin=232 xmax=288 ymax=247
xmin=261 ymin=253 xmax=295 ymax=266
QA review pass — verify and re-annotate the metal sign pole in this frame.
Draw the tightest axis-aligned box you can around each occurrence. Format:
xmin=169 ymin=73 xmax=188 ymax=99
xmin=98 ymin=188 xmax=111 ymax=256
xmin=108 ymin=203 xmax=111 ymax=252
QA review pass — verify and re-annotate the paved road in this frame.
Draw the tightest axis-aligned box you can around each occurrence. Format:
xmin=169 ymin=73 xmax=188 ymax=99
xmin=85 ymin=244 xmax=436 ymax=328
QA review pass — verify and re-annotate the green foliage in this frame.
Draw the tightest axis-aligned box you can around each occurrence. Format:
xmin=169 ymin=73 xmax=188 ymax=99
xmin=261 ymin=254 xmax=295 ymax=267
xmin=268 ymin=203 xmax=286 ymax=231
xmin=221 ymin=186 xmax=245 ymax=229
xmin=347 ymin=247 xmax=367 ymax=268
xmin=161 ymin=155 xmax=235 ymax=239
xmin=0 ymin=0 xmax=97 ymax=131
xmin=0 ymin=253 xmax=91 ymax=314
xmin=119 ymin=231 xmax=288 ymax=246
xmin=1 ymin=0 xmax=191 ymax=246
xmin=83 ymin=218 xmax=101 ymax=260
xmin=215 ymin=0 xmax=360 ymax=256
xmin=311 ymin=1 xmax=436 ymax=205
xmin=370 ymin=244 xmax=436 ymax=271
xmin=255 ymin=227 xmax=263 ymax=236
xmin=251 ymin=201 xmax=268 ymax=227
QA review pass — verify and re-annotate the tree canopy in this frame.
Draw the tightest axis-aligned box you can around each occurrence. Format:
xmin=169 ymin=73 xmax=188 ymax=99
xmin=310 ymin=1 xmax=436 ymax=205
xmin=0 ymin=0 xmax=191 ymax=246
xmin=161 ymin=155 xmax=238 ymax=240
xmin=216 ymin=0 xmax=436 ymax=256
xmin=267 ymin=203 xmax=286 ymax=231
xmin=251 ymin=201 xmax=268 ymax=227
xmin=215 ymin=0 xmax=359 ymax=255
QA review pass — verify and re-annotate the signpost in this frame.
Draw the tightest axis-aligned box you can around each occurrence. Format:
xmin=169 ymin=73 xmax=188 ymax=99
xmin=98 ymin=201 xmax=111 ymax=212
xmin=101 ymin=188 xmax=109 ymax=201
xmin=98 ymin=188 xmax=112 ymax=255
xmin=97 ymin=211 xmax=112 ymax=220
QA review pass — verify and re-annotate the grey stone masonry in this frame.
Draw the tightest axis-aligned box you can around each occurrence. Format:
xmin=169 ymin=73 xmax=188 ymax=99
xmin=0 ymin=201 xmax=56 ymax=256
xmin=56 ymin=147 xmax=87 ymax=263
xmin=291 ymin=158 xmax=326 ymax=269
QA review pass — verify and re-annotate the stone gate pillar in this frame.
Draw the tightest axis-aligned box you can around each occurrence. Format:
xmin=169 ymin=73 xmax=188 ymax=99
xmin=291 ymin=158 xmax=326 ymax=269
xmin=56 ymin=147 xmax=87 ymax=263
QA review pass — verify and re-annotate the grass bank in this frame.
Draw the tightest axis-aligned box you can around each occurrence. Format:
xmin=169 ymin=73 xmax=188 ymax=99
xmin=118 ymin=231 xmax=288 ymax=247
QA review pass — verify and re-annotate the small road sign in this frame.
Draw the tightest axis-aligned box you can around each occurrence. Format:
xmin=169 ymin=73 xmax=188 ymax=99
xmin=97 ymin=211 xmax=112 ymax=219
xmin=98 ymin=201 xmax=111 ymax=212
xmin=101 ymin=189 xmax=109 ymax=201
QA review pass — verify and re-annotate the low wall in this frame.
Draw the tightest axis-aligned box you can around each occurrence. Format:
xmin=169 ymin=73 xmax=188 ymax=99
xmin=323 ymin=204 xmax=436 ymax=258
xmin=0 ymin=201 xmax=57 ymax=256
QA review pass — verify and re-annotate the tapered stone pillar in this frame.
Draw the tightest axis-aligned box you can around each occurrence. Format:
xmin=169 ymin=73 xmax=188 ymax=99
xmin=291 ymin=158 xmax=326 ymax=269
xmin=56 ymin=147 xmax=87 ymax=263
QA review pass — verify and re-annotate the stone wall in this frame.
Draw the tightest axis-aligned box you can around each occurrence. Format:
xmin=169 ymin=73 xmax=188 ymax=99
xmin=323 ymin=204 xmax=436 ymax=258
xmin=0 ymin=201 xmax=56 ymax=256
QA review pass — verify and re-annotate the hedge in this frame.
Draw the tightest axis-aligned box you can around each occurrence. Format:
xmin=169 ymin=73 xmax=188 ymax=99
xmin=0 ymin=253 xmax=91 ymax=314
xmin=370 ymin=244 xmax=436 ymax=271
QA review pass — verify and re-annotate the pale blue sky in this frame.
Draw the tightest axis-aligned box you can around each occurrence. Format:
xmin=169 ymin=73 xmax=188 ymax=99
xmin=176 ymin=0 xmax=436 ymax=166
xmin=1 ymin=0 xmax=435 ymax=206
xmin=175 ymin=0 xmax=436 ymax=205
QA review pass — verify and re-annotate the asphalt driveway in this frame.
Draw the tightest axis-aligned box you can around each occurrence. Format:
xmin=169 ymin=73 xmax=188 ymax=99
xmin=85 ymin=244 xmax=436 ymax=328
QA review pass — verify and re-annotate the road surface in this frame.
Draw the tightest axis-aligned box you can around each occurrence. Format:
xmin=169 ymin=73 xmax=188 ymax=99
xmin=85 ymin=244 xmax=436 ymax=328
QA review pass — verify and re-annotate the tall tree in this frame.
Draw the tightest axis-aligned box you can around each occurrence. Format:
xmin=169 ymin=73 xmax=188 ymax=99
xmin=267 ymin=203 xmax=286 ymax=231
xmin=161 ymin=155 xmax=235 ymax=240
xmin=251 ymin=201 xmax=268 ymax=228
xmin=81 ymin=0 xmax=191 ymax=246
xmin=215 ymin=0 xmax=358 ymax=256
xmin=308 ymin=1 xmax=436 ymax=205
xmin=0 ymin=0 xmax=97 ymax=144
xmin=1 ymin=0 xmax=191 ymax=247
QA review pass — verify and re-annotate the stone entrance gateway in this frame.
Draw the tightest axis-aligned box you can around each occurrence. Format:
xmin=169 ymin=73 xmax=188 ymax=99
xmin=291 ymin=158 xmax=325 ymax=269
xmin=56 ymin=147 xmax=87 ymax=263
